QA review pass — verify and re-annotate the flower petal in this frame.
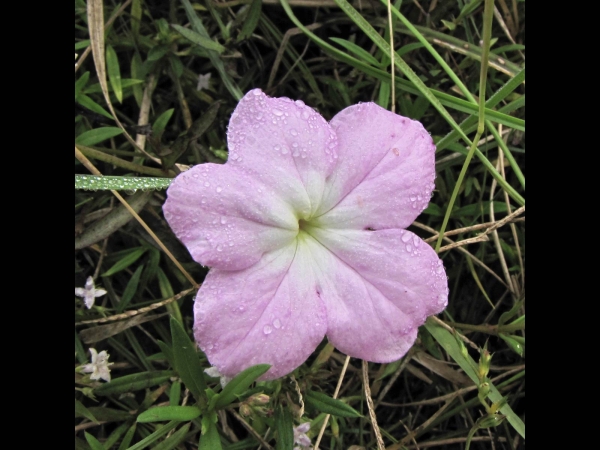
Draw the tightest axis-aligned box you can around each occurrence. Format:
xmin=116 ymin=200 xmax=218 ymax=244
xmin=315 ymin=103 xmax=436 ymax=230
xmin=226 ymin=89 xmax=337 ymax=217
xmin=164 ymin=163 xmax=298 ymax=270
xmin=194 ymin=241 xmax=327 ymax=380
xmin=305 ymin=227 xmax=448 ymax=362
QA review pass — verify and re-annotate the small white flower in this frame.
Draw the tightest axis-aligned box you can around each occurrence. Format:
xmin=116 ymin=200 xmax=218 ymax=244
xmin=75 ymin=276 xmax=107 ymax=309
xmin=293 ymin=422 xmax=312 ymax=449
xmin=204 ymin=366 xmax=232 ymax=389
xmin=196 ymin=73 xmax=211 ymax=91
xmin=82 ymin=348 xmax=113 ymax=382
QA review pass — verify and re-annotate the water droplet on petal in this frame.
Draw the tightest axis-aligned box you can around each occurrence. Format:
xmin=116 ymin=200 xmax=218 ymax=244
xmin=290 ymin=129 xmax=298 ymax=136
xmin=401 ymin=232 xmax=412 ymax=243
xmin=204 ymin=181 xmax=210 ymax=187
xmin=273 ymin=319 xmax=281 ymax=329
xmin=217 ymin=245 xmax=223 ymax=252
xmin=406 ymin=244 xmax=413 ymax=252
xmin=263 ymin=325 xmax=272 ymax=335
xmin=295 ymin=100 xmax=305 ymax=107
xmin=272 ymin=108 xmax=283 ymax=116
xmin=216 ymin=186 xmax=223 ymax=193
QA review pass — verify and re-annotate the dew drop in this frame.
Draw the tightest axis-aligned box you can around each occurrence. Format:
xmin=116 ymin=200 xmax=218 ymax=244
xmin=413 ymin=236 xmax=421 ymax=247
xmin=216 ymin=186 xmax=223 ymax=193
xmin=272 ymin=108 xmax=283 ymax=116
xmin=263 ymin=325 xmax=273 ymax=335
xmin=401 ymin=232 xmax=412 ymax=243
xmin=217 ymin=245 xmax=223 ymax=252
xmin=406 ymin=244 xmax=413 ymax=252
xmin=220 ymin=216 xmax=227 ymax=224
xmin=204 ymin=181 xmax=210 ymax=187
xmin=290 ymin=129 xmax=298 ymax=136
xmin=295 ymin=100 xmax=305 ymax=108
xmin=273 ymin=318 xmax=281 ymax=329
xmin=273 ymin=144 xmax=281 ymax=152
xmin=281 ymin=146 xmax=289 ymax=155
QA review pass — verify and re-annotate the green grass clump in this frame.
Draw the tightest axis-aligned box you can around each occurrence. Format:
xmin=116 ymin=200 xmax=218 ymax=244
xmin=76 ymin=1 xmax=525 ymax=448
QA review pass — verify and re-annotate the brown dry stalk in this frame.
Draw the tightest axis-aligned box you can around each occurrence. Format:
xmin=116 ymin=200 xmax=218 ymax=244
xmin=314 ymin=355 xmax=351 ymax=450
xmin=362 ymin=361 xmax=385 ymax=450
xmin=76 ymin=288 xmax=196 ymax=326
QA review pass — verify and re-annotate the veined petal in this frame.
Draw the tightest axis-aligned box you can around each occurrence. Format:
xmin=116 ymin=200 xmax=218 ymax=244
xmin=194 ymin=240 xmax=327 ymax=380
xmin=164 ymin=163 xmax=298 ymax=271
xmin=226 ymin=89 xmax=337 ymax=217
xmin=304 ymin=227 xmax=448 ymax=362
xmin=315 ymin=103 xmax=436 ymax=230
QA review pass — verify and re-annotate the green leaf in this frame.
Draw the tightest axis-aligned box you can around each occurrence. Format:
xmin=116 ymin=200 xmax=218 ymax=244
xmin=170 ymin=316 xmax=207 ymax=406
xmin=237 ymin=0 xmax=262 ymax=42
xmin=102 ymin=247 xmax=147 ymax=277
xmin=304 ymin=390 xmax=362 ymax=418
xmin=126 ymin=421 xmax=178 ymax=450
xmin=499 ymin=333 xmax=525 ymax=357
xmin=425 ymin=318 xmax=525 ymax=438
xmin=84 ymin=432 xmax=105 ymax=450
xmin=157 ymin=340 xmax=175 ymax=368
xmin=148 ymin=44 xmax=170 ymax=61
xmin=117 ymin=264 xmax=144 ymax=312
xmin=498 ymin=299 xmax=525 ymax=326
xmin=151 ymin=423 xmax=191 ymax=450
xmin=210 ymin=364 xmax=270 ymax=410
xmin=199 ymin=414 xmax=222 ymax=450
xmin=169 ymin=381 xmax=182 ymax=406
xmin=75 ymin=175 xmax=172 ymax=192
xmin=153 ymin=108 xmax=175 ymax=136
xmin=171 ymin=24 xmax=226 ymax=53
xmin=441 ymin=19 xmax=456 ymax=31
xmin=75 ymin=406 xmax=133 ymax=422
xmin=76 ymin=93 xmax=113 ymax=119
xmin=106 ymin=45 xmax=123 ymax=103
xmin=75 ymin=71 xmax=90 ymax=100
xmin=137 ymin=406 xmax=201 ymax=423
xmin=76 ymin=127 xmax=123 ymax=146
xmin=94 ymin=370 xmax=174 ymax=396
xmin=330 ymin=37 xmax=380 ymax=66
xmin=75 ymin=399 xmax=99 ymax=423
xmin=274 ymin=405 xmax=294 ymax=450
xmin=116 ymin=423 xmax=137 ymax=450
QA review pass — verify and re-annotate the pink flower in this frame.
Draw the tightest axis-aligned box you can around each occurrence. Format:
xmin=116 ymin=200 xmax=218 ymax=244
xmin=163 ymin=89 xmax=448 ymax=380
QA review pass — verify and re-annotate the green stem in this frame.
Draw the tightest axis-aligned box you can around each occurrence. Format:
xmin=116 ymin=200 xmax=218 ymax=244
xmin=435 ymin=0 xmax=496 ymax=252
